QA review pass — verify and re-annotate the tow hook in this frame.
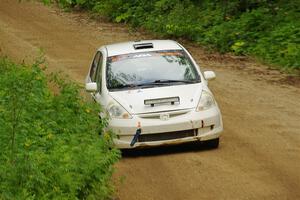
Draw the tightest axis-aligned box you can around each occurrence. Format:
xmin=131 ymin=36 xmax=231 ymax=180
xmin=130 ymin=128 xmax=141 ymax=147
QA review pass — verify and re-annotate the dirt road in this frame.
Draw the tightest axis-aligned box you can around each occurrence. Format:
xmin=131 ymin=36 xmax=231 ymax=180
xmin=1 ymin=1 xmax=300 ymax=199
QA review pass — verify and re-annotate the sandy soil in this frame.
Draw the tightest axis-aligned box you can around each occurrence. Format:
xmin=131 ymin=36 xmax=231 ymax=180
xmin=0 ymin=1 xmax=300 ymax=199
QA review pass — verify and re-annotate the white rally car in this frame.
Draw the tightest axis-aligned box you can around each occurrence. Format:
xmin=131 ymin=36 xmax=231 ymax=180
xmin=85 ymin=40 xmax=223 ymax=149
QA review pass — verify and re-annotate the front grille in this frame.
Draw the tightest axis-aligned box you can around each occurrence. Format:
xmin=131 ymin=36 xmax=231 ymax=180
xmin=138 ymin=109 xmax=190 ymax=119
xmin=138 ymin=129 xmax=197 ymax=142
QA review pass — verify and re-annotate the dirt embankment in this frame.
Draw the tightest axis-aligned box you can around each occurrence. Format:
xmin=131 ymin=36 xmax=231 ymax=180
xmin=0 ymin=1 xmax=300 ymax=199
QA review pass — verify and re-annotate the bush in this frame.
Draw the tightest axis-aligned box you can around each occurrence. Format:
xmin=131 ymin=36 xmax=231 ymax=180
xmin=0 ymin=57 xmax=120 ymax=199
xmin=46 ymin=0 xmax=300 ymax=71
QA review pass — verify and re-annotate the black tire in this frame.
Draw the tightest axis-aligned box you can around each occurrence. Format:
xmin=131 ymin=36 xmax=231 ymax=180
xmin=205 ymin=138 xmax=219 ymax=149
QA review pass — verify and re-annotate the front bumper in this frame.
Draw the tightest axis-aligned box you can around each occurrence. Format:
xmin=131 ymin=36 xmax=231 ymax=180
xmin=109 ymin=107 xmax=223 ymax=149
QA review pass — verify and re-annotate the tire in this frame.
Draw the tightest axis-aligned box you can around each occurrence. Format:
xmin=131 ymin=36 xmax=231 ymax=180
xmin=205 ymin=138 xmax=219 ymax=149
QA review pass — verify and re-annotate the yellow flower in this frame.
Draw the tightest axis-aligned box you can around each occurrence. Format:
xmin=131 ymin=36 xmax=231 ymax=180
xmin=47 ymin=133 xmax=53 ymax=140
xmin=24 ymin=140 xmax=32 ymax=148
xmin=103 ymin=132 xmax=111 ymax=141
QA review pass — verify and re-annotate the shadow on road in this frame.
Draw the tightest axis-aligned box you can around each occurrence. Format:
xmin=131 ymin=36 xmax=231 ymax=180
xmin=121 ymin=141 xmax=218 ymax=158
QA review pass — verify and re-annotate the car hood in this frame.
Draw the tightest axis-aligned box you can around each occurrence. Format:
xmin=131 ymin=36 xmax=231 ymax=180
xmin=109 ymin=83 xmax=203 ymax=114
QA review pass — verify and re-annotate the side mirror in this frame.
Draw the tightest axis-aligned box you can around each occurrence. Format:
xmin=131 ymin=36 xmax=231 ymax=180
xmin=204 ymin=71 xmax=216 ymax=81
xmin=85 ymin=82 xmax=97 ymax=92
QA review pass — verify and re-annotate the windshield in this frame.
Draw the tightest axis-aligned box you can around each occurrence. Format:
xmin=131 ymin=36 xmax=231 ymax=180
xmin=106 ymin=50 xmax=201 ymax=91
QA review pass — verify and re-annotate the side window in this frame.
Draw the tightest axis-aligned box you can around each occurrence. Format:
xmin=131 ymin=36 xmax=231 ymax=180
xmin=90 ymin=52 xmax=100 ymax=82
xmin=95 ymin=52 xmax=103 ymax=93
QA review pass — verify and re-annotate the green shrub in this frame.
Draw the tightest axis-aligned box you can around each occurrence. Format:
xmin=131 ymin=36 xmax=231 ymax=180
xmin=0 ymin=57 xmax=120 ymax=199
xmin=45 ymin=0 xmax=299 ymax=71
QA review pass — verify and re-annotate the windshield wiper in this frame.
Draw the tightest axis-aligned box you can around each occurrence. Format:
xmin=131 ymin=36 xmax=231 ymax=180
xmin=111 ymin=84 xmax=136 ymax=90
xmin=153 ymin=79 xmax=198 ymax=84
xmin=110 ymin=79 xmax=198 ymax=90
xmin=137 ymin=82 xmax=168 ymax=88
xmin=109 ymin=83 xmax=163 ymax=90
xmin=138 ymin=79 xmax=198 ymax=88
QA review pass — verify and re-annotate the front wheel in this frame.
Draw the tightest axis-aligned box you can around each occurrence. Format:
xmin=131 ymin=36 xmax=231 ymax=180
xmin=205 ymin=138 xmax=219 ymax=149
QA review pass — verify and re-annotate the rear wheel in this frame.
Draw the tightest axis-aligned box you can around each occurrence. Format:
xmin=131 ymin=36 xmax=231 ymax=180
xmin=205 ymin=138 xmax=219 ymax=149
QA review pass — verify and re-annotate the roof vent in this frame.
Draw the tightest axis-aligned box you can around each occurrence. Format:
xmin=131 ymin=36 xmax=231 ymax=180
xmin=133 ymin=43 xmax=153 ymax=50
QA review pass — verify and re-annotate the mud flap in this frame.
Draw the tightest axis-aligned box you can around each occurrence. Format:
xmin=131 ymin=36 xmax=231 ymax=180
xmin=130 ymin=128 xmax=141 ymax=147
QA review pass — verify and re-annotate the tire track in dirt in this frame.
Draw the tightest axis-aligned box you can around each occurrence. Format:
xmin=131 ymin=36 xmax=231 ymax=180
xmin=1 ymin=1 xmax=300 ymax=199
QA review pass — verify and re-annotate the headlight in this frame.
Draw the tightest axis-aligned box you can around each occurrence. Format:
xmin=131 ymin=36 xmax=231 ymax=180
xmin=196 ymin=90 xmax=215 ymax=111
xmin=107 ymin=101 xmax=132 ymax=119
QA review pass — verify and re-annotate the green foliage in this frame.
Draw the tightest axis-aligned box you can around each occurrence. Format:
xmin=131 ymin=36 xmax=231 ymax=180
xmin=0 ymin=57 xmax=120 ymax=199
xmin=46 ymin=0 xmax=299 ymax=70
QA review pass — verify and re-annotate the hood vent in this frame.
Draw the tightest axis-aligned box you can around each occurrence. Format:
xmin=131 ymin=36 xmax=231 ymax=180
xmin=133 ymin=43 xmax=154 ymax=50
